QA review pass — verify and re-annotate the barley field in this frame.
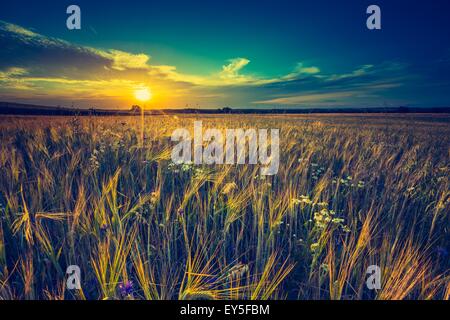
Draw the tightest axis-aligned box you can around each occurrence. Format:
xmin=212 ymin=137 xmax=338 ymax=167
xmin=0 ymin=114 xmax=449 ymax=300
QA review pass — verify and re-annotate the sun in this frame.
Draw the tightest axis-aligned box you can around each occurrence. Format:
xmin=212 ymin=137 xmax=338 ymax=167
xmin=134 ymin=87 xmax=152 ymax=102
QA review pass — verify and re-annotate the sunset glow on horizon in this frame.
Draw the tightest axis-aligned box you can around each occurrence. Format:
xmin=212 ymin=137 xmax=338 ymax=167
xmin=134 ymin=87 xmax=152 ymax=102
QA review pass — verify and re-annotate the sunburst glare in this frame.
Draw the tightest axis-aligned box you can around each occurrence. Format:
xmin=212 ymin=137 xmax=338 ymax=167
xmin=134 ymin=87 xmax=152 ymax=102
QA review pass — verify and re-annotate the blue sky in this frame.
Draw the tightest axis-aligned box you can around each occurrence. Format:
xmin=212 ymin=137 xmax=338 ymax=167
xmin=1 ymin=0 xmax=450 ymax=108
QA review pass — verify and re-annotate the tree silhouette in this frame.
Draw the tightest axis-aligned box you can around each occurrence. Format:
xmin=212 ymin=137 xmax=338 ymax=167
xmin=131 ymin=105 xmax=142 ymax=114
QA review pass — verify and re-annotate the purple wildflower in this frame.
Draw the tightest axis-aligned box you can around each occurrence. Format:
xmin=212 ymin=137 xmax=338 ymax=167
xmin=118 ymin=280 xmax=133 ymax=296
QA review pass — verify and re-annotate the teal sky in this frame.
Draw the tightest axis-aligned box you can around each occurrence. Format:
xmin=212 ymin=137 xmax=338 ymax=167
xmin=1 ymin=0 xmax=450 ymax=108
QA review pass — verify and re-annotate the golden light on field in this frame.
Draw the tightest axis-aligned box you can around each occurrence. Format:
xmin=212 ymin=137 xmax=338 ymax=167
xmin=134 ymin=87 xmax=152 ymax=102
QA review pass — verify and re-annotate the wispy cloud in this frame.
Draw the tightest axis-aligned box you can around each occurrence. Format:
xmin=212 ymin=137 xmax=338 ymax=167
xmin=101 ymin=50 xmax=151 ymax=71
xmin=220 ymin=58 xmax=250 ymax=79
xmin=254 ymin=92 xmax=356 ymax=105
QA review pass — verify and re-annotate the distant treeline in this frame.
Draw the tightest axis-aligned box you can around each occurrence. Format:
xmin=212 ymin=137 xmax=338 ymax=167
xmin=1 ymin=101 xmax=449 ymax=116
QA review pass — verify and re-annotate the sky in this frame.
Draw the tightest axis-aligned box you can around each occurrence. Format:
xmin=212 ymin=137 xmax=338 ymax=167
xmin=1 ymin=0 xmax=450 ymax=109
